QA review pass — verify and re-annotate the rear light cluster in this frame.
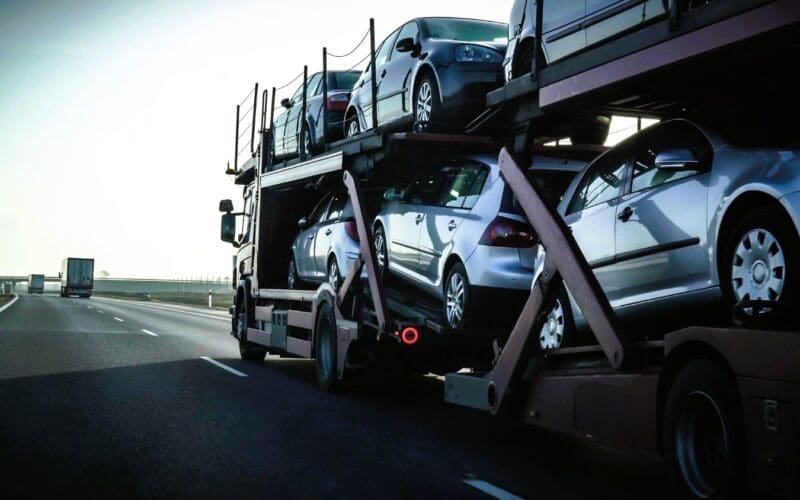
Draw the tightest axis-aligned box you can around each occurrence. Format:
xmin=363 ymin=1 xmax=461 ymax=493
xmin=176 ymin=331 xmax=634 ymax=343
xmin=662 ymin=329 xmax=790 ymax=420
xmin=326 ymin=93 xmax=350 ymax=112
xmin=344 ymin=219 xmax=360 ymax=242
xmin=479 ymin=216 xmax=538 ymax=248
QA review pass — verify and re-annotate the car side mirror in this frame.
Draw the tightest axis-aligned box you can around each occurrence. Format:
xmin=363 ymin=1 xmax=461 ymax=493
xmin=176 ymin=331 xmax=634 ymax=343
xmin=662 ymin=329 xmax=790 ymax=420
xmin=655 ymin=148 xmax=700 ymax=170
xmin=383 ymin=187 xmax=403 ymax=202
xmin=298 ymin=217 xmax=308 ymax=229
xmin=219 ymin=199 xmax=234 ymax=213
xmin=221 ymin=213 xmax=238 ymax=245
xmin=395 ymin=37 xmax=417 ymax=53
xmin=281 ymin=98 xmax=292 ymax=109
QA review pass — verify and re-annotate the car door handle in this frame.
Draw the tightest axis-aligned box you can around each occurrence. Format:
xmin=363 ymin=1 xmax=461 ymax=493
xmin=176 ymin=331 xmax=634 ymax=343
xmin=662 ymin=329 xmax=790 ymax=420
xmin=618 ymin=206 xmax=634 ymax=222
xmin=381 ymin=69 xmax=387 ymax=78
xmin=447 ymin=220 xmax=457 ymax=231
xmin=415 ymin=214 xmax=424 ymax=224
xmin=324 ymin=229 xmax=332 ymax=236
xmin=308 ymin=234 xmax=315 ymax=240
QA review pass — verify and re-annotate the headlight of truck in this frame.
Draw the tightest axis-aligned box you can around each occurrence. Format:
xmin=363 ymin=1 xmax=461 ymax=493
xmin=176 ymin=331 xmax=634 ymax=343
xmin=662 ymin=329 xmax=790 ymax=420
xmin=455 ymin=45 xmax=503 ymax=63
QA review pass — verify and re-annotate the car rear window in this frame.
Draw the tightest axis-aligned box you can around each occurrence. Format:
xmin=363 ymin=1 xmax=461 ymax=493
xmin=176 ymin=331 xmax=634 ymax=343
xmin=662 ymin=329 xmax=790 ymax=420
xmin=329 ymin=72 xmax=360 ymax=91
xmin=501 ymin=170 xmax=578 ymax=215
xmin=422 ymin=18 xmax=508 ymax=43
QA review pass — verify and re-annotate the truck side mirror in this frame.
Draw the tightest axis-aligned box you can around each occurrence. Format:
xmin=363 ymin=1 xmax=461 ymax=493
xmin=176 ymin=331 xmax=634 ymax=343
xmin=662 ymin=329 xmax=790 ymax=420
xmin=219 ymin=199 xmax=234 ymax=213
xmin=655 ymin=148 xmax=700 ymax=171
xmin=221 ymin=213 xmax=238 ymax=244
xmin=383 ymin=187 xmax=403 ymax=202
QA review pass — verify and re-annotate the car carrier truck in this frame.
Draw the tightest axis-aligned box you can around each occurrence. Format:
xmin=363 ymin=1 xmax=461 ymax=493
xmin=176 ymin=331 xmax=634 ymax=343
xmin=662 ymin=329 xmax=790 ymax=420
xmin=27 ymin=274 xmax=44 ymax=294
xmin=60 ymin=258 xmax=94 ymax=298
xmin=220 ymin=2 xmax=800 ymax=497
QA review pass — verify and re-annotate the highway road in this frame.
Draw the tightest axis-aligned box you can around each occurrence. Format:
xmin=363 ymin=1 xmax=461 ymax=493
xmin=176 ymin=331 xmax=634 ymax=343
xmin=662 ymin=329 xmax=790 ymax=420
xmin=0 ymin=294 xmax=670 ymax=498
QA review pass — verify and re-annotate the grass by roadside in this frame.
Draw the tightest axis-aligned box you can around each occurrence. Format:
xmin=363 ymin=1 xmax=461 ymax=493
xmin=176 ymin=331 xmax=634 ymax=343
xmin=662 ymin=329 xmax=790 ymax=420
xmin=0 ymin=294 xmax=13 ymax=307
xmin=93 ymin=291 xmax=233 ymax=310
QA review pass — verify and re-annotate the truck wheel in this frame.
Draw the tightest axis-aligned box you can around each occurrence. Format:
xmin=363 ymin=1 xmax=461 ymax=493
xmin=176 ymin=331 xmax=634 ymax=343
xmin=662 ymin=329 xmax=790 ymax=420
xmin=664 ymin=359 xmax=744 ymax=499
xmin=444 ymin=262 xmax=473 ymax=329
xmin=237 ymin=292 xmax=266 ymax=362
xmin=314 ymin=300 xmax=339 ymax=391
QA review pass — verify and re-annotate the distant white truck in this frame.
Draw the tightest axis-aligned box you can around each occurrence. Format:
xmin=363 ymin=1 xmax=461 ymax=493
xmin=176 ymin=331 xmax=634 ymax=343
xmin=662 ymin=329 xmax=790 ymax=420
xmin=27 ymin=274 xmax=45 ymax=294
xmin=60 ymin=258 xmax=94 ymax=298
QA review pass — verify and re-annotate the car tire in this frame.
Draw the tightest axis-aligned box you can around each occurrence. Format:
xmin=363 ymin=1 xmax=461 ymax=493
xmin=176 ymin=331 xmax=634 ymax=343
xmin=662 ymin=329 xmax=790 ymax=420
xmin=537 ymin=284 xmax=578 ymax=351
xmin=328 ymin=257 xmax=341 ymax=292
xmin=664 ymin=359 xmax=745 ymax=499
xmin=288 ymin=257 xmax=301 ymax=290
xmin=373 ymin=225 xmax=389 ymax=281
xmin=721 ymin=207 xmax=798 ymax=326
xmin=414 ymin=76 xmax=442 ymax=131
xmin=314 ymin=299 xmax=339 ymax=391
xmin=299 ymin=124 xmax=313 ymax=162
xmin=345 ymin=113 xmax=360 ymax=138
xmin=237 ymin=290 xmax=267 ymax=362
xmin=444 ymin=262 xmax=473 ymax=329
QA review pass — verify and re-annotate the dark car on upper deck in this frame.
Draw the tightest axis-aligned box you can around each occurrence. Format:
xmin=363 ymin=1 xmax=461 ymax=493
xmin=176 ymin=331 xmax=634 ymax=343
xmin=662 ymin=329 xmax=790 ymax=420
xmin=344 ymin=17 xmax=508 ymax=137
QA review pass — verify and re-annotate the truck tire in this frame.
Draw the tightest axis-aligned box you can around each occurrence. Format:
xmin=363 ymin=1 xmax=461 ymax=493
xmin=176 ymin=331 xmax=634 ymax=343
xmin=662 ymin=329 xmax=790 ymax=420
xmin=314 ymin=300 xmax=339 ymax=391
xmin=664 ymin=359 xmax=745 ymax=499
xmin=237 ymin=291 xmax=266 ymax=362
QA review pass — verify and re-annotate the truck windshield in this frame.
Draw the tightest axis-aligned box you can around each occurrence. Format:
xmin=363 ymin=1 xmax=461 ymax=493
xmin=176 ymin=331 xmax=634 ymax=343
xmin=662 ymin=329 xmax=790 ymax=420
xmin=423 ymin=18 xmax=508 ymax=43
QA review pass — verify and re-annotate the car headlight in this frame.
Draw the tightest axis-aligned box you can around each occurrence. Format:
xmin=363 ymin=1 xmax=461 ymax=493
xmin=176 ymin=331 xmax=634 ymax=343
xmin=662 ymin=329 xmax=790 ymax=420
xmin=455 ymin=44 xmax=503 ymax=63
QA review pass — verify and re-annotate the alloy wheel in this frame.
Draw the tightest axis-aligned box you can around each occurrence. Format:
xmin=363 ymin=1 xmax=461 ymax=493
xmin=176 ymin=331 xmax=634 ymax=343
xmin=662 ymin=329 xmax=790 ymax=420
xmin=446 ymin=272 xmax=465 ymax=327
xmin=539 ymin=298 xmax=565 ymax=350
xmin=374 ymin=232 xmax=386 ymax=274
xmin=301 ymin=129 xmax=312 ymax=159
xmin=416 ymin=82 xmax=432 ymax=122
xmin=328 ymin=260 xmax=339 ymax=291
xmin=347 ymin=118 xmax=359 ymax=138
xmin=731 ymin=228 xmax=786 ymax=314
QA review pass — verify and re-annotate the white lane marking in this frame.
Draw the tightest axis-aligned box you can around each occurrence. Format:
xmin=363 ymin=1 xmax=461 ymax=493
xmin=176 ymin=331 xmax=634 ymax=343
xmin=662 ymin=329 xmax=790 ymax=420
xmin=0 ymin=294 xmax=18 ymax=314
xmin=463 ymin=480 xmax=522 ymax=500
xmin=141 ymin=329 xmax=159 ymax=337
xmin=92 ymin=297 xmax=228 ymax=322
xmin=201 ymin=357 xmax=248 ymax=377
xmin=114 ymin=317 xmax=124 ymax=322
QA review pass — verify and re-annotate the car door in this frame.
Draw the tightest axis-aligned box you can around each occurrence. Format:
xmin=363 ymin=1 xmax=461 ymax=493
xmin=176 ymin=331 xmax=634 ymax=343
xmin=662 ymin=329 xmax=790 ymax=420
xmin=380 ymin=21 xmax=420 ymax=124
xmin=563 ymin=149 xmax=630 ymax=302
xmin=272 ymin=103 xmax=291 ymax=158
xmin=284 ymin=75 xmax=321 ymax=156
xmin=584 ymin=0 xmax=667 ymax=49
xmin=297 ymin=194 xmax=331 ymax=279
xmin=613 ymin=121 xmax=712 ymax=306
xmin=313 ymin=192 xmax=347 ymax=277
xmin=369 ymin=28 xmax=400 ymax=129
xmin=418 ymin=161 xmax=487 ymax=287
xmin=540 ymin=0 xmax=587 ymax=63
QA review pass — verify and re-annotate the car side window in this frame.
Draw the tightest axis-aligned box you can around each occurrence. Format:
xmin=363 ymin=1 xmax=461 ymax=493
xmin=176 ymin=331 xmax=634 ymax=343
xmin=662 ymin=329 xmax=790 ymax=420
xmin=308 ymin=195 xmax=331 ymax=226
xmin=404 ymin=167 xmax=454 ymax=206
xmin=630 ymin=122 xmax=712 ymax=193
xmin=376 ymin=29 xmax=400 ymax=67
xmin=326 ymin=194 xmax=347 ymax=221
xmin=307 ymin=74 xmax=323 ymax=97
xmin=567 ymin=152 xmax=628 ymax=214
xmin=392 ymin=22 xmax=419 ymax=57
xmin=438 ymin=162 xmax=488 ymax=209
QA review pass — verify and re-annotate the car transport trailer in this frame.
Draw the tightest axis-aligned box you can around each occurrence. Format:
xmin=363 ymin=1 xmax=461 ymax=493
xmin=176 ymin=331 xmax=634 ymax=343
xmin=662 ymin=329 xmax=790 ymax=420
xmin=219 ymin=3 xmax=800 ymax=496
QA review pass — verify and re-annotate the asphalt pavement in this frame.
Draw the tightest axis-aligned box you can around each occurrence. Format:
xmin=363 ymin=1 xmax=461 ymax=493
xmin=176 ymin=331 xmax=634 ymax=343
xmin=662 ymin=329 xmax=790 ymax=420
xmin=0 ymin=293 xmax=670 ymax=499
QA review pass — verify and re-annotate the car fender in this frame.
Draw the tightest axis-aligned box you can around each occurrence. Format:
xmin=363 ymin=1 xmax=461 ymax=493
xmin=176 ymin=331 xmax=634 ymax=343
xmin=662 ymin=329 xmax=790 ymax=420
xmin=411 ymin=61 xmax=444 ymax=108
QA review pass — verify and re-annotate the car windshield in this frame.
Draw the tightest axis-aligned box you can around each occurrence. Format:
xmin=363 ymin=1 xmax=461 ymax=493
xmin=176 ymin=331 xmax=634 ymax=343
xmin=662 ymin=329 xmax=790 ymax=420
xmin=329 ymin=72 xmax=360 ymax=91
xmin=422 ymin=18 xmax=507 ymax=43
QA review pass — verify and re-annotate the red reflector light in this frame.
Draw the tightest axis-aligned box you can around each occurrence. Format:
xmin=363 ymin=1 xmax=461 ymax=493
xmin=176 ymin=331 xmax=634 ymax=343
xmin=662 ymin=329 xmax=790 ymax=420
xmin=478 ymin=216 xmax=537 ymax=248
xmin=400 ymin=327 xmax=419 ymax=345
xmin=344 ymin=219 xmax=359 ymax=242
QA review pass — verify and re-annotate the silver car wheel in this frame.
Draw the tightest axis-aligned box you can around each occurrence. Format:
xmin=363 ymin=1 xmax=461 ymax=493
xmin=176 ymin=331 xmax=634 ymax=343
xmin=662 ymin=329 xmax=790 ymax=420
xmin=539 ymin=298 xmax=565 ymax=350
xmin=328 ymin=260 xmax=339 ymax=291
xmin=347 ymin=118 xmax=359 ymax=138
xmin=446 ymin=272 xmax=464 ymax=326
xmin=302 ymin=129 xmax=312 ymax=158
xmin=731 ymin=228 xmax=786 ymax=314
xmin=416 ymin=82 xmax=432 ymax=122
xmin=374 ymin=230 xmax=387 ymax=275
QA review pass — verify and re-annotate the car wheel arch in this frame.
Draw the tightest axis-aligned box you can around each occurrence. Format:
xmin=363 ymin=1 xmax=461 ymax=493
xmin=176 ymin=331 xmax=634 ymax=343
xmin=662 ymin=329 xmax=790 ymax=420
xmin=656 ymin=340 xmax=739 ymax=453
xmin=715 ymin=190 xmax=788 ymax=284
xmin=413 ymin=64 xmax=442 ymax=107
xmin=442 ymin=254 xmax=465 ymax=293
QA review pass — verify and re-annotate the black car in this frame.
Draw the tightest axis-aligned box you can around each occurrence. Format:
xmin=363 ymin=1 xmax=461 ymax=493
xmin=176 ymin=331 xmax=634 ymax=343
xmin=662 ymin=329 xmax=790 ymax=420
xmin=344 ymin=17 xmax=507 ymax=137
xmin=270 ymin=70 xmax=361 ymax=163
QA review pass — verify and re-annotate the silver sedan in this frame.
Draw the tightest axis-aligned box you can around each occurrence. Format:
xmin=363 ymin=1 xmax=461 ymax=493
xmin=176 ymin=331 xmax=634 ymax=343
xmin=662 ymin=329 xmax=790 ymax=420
xmin=547 ymin=119 xmax=800 ymax=349
xmin=373 ymin=153 xmax=585 ymax=329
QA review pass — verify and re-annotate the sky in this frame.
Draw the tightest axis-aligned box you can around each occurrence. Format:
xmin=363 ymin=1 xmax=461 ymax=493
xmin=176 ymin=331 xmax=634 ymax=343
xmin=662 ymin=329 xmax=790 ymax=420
xmin=0 ymin=0 xmax=512 ymax=279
